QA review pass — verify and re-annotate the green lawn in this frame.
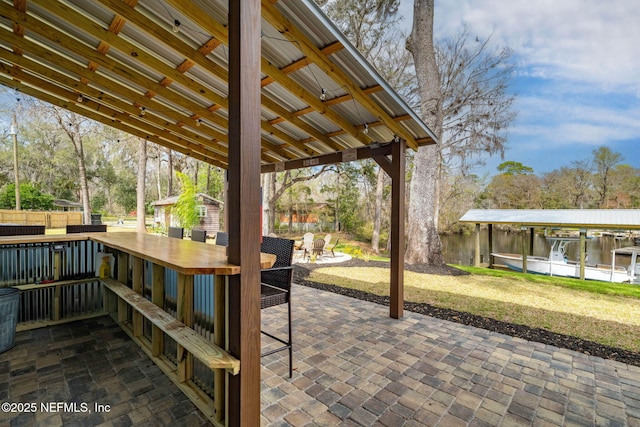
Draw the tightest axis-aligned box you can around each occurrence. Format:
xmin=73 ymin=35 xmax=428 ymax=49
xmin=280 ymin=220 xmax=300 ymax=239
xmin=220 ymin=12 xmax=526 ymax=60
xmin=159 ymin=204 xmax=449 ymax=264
xmin=305 ymin=264 xmax=640 ymax=352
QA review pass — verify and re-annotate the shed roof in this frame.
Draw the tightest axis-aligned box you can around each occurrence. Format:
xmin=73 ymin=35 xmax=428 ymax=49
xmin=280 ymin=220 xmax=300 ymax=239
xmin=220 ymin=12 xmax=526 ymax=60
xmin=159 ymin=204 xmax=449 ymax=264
xmin=152 ymin=193 xmax=223 ymax=207
xmin=0 ymin=0 xmax=436 ymax=169
xmin=53 ymin=199 xmax=82 ymax=208
xmin=459 ymin=209 xmax=640 ymax=230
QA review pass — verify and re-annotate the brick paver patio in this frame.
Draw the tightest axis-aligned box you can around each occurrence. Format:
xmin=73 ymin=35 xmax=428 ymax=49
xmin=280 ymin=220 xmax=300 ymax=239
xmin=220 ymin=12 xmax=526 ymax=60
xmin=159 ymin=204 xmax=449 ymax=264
xmin=1 ymin=283 xmax=639 ymax=426
xmin=261 ymin=284 xmax=640 ymax=426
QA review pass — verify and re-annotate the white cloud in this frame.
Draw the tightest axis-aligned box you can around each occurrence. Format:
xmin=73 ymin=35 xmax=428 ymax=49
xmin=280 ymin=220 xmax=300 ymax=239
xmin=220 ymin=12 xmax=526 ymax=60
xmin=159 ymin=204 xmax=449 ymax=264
xmin=399 ymin=0 xmax=640 ymax=90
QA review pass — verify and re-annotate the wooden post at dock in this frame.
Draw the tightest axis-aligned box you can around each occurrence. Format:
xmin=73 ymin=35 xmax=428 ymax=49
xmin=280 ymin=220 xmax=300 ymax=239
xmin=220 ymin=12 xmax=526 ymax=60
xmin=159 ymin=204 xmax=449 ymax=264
xmin=579 ymin=229 xmax=586 ymax=280
xmin=474 ymin=223 xmax=481 ymax=266
xmin=488 ymin=224 xmax=494 ymax=268
xmin=521 ymin=227 xmax=528 ymax=274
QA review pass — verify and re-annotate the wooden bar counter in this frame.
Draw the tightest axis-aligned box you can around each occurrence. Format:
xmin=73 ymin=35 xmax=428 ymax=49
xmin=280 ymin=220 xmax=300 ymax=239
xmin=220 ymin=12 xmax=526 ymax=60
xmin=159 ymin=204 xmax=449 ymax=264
xmin=90 ymin=232 xmax=275 ymax=426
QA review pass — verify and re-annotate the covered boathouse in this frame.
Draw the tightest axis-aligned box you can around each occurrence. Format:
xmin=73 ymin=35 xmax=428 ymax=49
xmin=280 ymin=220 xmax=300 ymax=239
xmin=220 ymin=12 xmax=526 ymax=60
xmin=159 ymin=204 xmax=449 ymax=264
xmin=459 ymin=209 xmax=640 ymax=279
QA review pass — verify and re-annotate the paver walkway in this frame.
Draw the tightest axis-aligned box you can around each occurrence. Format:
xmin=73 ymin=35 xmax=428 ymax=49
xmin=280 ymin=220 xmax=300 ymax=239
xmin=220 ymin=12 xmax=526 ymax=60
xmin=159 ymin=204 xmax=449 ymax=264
xmin=261 ymin=284 xmax=640 ymax=426
xmin=0 ymin=317 xmax=212 ymax=427
xmin=2 ymin=284 xmax=639 ymax=426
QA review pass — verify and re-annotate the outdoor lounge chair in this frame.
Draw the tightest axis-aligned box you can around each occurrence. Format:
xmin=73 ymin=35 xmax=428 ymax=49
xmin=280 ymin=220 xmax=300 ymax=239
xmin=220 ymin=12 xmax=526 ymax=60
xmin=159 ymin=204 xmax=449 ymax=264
xmin=324 ymin=238 xmax=339 ymax=257
xmin=309 ymin=238 xmax=325 ymax=261
xmin=260 ymin=236 xmax=295 ymax=378
xmin=191 ymin=229 xmax=206 ymax=242
xmin=301 ymin=232 xmax=314 ymax=259
xmin=168 ymin=226 xmax=184 ymax=239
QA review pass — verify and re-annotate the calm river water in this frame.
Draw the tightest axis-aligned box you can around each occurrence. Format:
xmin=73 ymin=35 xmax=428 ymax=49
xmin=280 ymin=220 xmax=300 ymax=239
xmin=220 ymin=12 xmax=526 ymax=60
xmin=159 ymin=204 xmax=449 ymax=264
xmin=441 ymin=230 xmax=636 ymax=266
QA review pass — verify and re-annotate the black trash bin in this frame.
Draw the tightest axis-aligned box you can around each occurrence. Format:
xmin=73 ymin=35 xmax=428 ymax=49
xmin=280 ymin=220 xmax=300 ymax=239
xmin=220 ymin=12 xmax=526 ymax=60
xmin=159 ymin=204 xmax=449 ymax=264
xmin=91 ymin=213 xmax=102 ymax=225
xmin=0 ymin=288 xmax=19 ymax=353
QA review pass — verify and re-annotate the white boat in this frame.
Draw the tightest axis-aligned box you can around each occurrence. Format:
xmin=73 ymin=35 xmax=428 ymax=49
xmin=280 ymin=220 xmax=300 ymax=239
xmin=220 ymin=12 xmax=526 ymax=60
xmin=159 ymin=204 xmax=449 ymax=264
xmin=491 ymin=238 xmax=640 ymax=283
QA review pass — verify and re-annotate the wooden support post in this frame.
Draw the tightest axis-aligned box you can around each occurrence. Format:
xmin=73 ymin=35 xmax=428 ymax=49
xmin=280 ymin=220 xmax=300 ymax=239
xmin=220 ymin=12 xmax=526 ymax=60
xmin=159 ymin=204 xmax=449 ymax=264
xmin=177 ymin=272 xmax=194 ymax=382
xmin=529 ymin=227 xmax=535 ymax=256
xmin=132 ymin=257 xmax=144 ymax=337
xmin=117 ymin=251 xmax=128 ymax=284
xmin=474 ymin=223 xmax=481 ymax=266
xmin=389 ymin=139 xmax=406 ymax=319
xmin=53 ymin=286 xmax=61 ymax=321
xmin=579 ymin=229 xmax=586 ymax=280
xmin=151 ymin=264 xmax=164 ymax=357
xmin=227 ymin=0 xmax=262 ymax=424
xmin=53 ymin=251 xmax=60 ymax=281
xmin=521 ymin=227 xmax=528 ymax=274
xmin=117 ymin=251 xmax=129 ymax=323
xmin=214 ymin=274 xmax=225 ymax=422
xmin=488 ymin=224 xmax=494 ymax=268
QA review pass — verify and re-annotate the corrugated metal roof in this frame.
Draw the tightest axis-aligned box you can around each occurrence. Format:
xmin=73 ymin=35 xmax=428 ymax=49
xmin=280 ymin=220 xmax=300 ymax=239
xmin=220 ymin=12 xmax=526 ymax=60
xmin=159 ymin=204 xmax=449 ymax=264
xmin=0 ymin=0 xmax=437 ymax=169
xmin=459 ymin=209 xmax=640 ymax=230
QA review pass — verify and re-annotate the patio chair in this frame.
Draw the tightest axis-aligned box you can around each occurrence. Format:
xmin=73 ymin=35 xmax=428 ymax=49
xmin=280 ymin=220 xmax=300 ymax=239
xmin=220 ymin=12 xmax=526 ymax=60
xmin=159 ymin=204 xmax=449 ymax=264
xmin=215 ymin=231 xmax=228 ymax=247
xmin=322 ymin=233 xmax=331 ymax=254
xmin=66 ymin=224 xmax=106 ymax=233
xmin=260 ymin=236 xmax=295 ymax=378
xmin=301 ymin=232 xmax=314 ymax=259
xmin=191 ymin=229 xmax=206 ymax=243
xmin=325 ymin=238 xmax=339 ymax=257
xmin=0 ymin=225 xmax=45 ymax=236
xmin=308 ymin=238 xmax=325 ymax=261
xmin=168 ymin=226 xmax=184 ymax=239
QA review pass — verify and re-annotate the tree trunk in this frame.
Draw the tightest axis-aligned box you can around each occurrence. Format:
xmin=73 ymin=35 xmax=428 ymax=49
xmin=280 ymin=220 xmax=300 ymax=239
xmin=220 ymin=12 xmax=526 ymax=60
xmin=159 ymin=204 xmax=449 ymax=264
xmin=268 ymin=172 xmax=276 ymax=233
xmin=261 ymin=173 xmax=271 ymax=235
xmin=156 ymin=149 xmax=162 ymax=200
xmin=55 ymin=112 xmax=91 ymax=225
xmin=136 ymin=138 xmax=147 ymax=233
xmin=405 ymin=0 xmax=444 ymax=265
xmin=166 ymin=148 xmax=173 ymax=197
xmin=371 ymin=167 xmax=384 ymax=254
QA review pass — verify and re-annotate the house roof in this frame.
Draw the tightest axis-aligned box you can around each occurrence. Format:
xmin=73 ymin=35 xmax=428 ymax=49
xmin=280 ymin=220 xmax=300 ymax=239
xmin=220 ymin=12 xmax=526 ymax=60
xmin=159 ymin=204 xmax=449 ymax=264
xmin=459 ymin=209 xmax=640 ymax=230
xmin=53 ymin=199 xmax=83 ymax=208
xmin=0 ymin=0 xmax=436 ymax=170
xmin=152 ymin=193 xmax=223 ymax=207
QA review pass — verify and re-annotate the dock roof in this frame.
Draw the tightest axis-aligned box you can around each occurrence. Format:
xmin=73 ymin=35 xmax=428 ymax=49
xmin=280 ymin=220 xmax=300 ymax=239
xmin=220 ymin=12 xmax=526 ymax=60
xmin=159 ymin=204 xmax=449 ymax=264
xmin=459 ymin=209 xmax=640 ymax=230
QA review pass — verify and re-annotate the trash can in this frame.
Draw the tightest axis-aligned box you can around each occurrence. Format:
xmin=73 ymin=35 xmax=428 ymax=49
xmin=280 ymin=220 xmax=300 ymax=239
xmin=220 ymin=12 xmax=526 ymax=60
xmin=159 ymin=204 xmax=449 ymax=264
xmin=91 ymin=213 xmax=102 ymax=225
xmin=0 ymin=288 xmax=19 ymax=353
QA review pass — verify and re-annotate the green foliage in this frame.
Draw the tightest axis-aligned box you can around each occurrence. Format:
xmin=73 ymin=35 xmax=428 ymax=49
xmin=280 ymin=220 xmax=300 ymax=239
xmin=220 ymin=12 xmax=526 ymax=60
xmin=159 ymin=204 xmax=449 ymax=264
xmin=496 ymin=161 xmax=534 ymax=176
xmin=321 ymin=163 xmax=366 ymax=234
xmin=114 ymin=180 xmax=137 ymax=214
xmin=0 ymin=183 xmax=54 ymax=210
xmin=91 ymin=192 xmax=108 ymax=212
xmin=172 ymin=172 xmax=200 ymax=230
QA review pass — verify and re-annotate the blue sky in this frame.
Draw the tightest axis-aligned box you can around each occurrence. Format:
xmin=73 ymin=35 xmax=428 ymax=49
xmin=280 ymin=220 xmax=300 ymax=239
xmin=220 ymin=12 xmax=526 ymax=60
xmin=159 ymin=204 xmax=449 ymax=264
xmin=397 ymin=0 xmax=640 ymax=177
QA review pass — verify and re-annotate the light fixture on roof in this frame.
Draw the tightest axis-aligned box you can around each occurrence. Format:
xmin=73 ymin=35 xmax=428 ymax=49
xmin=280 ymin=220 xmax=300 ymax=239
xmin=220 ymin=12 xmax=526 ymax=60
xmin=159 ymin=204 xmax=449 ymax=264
xmin=139 ymin=107 xmax=146 ymax=117
xmin=77 ymin=94 xmax=83 ymax=103
xmin=172 ymin=19 xmax=181 ymax=33
xmin=320 ymin=88 xmax=327 ymax=101
xmin=196 ymin=119 xmax=202 ymax=127
xmin=363 ymin=123 xmax=369 ymax=134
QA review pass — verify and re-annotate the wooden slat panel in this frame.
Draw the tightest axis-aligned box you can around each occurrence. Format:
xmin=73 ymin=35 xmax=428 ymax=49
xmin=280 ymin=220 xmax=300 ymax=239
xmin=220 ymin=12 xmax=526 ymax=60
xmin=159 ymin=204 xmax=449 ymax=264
xmin=102 ymin=278 xmax=240 ymax=375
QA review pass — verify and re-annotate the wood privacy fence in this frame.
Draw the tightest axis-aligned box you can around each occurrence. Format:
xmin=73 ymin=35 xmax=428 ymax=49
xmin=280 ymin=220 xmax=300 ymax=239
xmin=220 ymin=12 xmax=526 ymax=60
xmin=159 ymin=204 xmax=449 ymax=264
xmin=0 ymin=210 xmax=83 ymax=228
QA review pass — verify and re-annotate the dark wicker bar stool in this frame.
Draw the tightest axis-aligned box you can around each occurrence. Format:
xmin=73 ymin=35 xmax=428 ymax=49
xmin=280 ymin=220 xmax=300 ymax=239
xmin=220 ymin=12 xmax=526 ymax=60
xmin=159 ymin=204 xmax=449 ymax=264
xmin=260 ymin=236 xmax=295 ymax=377
xmin=191 ymin=229 xmax=206 ymax=242
xmin=215 ymin=231 xmax=228 ymax=247
xmin=167 ymin=226 xmax=184 ymax=239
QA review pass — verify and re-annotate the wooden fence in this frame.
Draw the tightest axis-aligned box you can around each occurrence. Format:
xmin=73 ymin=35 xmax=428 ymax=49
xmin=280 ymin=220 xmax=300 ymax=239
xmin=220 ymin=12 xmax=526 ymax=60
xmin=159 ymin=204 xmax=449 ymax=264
xmin=0 ymin=210 xmax=83 ymax=228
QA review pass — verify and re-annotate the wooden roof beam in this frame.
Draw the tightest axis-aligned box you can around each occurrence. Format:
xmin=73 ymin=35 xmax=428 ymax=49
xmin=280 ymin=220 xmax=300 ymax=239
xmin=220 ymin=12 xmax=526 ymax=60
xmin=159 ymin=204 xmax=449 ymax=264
xmin=261 ymin=0 xmax=420 ymax=149
xmin=164 ymin=0 xmax=371 ymax=148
